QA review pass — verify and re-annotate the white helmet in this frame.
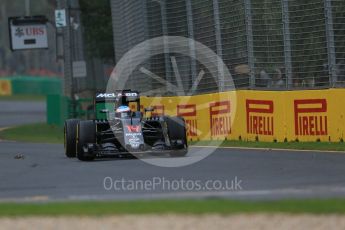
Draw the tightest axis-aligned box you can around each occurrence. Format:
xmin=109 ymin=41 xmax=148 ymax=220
xmin=116 ymin=105 xmax=131 ymax=113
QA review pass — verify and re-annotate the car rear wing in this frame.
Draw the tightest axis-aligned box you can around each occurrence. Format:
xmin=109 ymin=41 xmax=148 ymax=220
xmin=95 ymin=93 xmax=118 ymax=103
xmin=95 ymin=90 xmax=140 ymax=103
xmin=94 ymin=90 xmax=141 ymax=119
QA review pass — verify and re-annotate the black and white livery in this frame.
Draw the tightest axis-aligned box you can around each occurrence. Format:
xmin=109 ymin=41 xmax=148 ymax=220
xmin=64 ymin=90 xmax=188 ymax=161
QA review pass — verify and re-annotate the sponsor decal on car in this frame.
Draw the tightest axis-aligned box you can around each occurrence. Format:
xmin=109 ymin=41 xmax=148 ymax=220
xmin=126 ymin=125 xmax=141 ymax=133
xmin=96 ymin=93 xmax=116 ymax=98
xmin=118 ymin=92 xmax=138 ymax=97
xmin=125 ymin=133 xmax=142 ymax=137
xmin=128 ymin=136 xmax=141 ymax=148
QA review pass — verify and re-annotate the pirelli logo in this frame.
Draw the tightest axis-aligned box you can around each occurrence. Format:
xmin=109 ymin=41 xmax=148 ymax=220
xmin=210 ymin=101 xmax=231 ymax=137
xmin=177 ymin=104 xmax=198 ymax=137
xmin=246 ymin=100 xmax=274 ymax=136
xmin=294 ymin=99 xmax=328 ymax=136
xmin=152 ymin=105 xmax=165 ymax=116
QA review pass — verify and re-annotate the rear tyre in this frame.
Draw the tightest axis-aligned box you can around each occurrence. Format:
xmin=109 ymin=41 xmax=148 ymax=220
xmin=76 ymin=120 xmax=96 ymax=161
xmin=64 ymin=119 xmax=80 ymax=158
xmin=165 ymin=116 xmax=188 ymax=157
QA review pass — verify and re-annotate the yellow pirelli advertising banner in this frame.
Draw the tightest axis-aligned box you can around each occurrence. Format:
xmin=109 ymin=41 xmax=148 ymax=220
xmin=140 ymin=89 xmax=345 ymax=142
xmin=0 ymin=80 xmax=12 ymax=96
xmin=141 ymin=91 xmax=236 ymax=141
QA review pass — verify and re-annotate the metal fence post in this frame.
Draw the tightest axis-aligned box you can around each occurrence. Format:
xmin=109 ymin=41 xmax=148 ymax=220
xmin=142 ymin=0 xmax=152 ymax=92
xmin=57 ymin=0 xmax=73 ymax=98
xmin=324 ymin=0 xmax=337 ymax=87
xmin=281 ymin=0 xmax=292 ymax=89
xmin=160 ymin=0 xmax=172 ymax=93
xmin=213 ymin=0 xmax=224 ymax=91
xmin=25 ymin=0 xmax=31 ymax=16
xmin=186 ymin=0 xmax=197 ymax=93
xmin=244 ymin=0 xmax=255 ymax=88
xmin=69 ymin=0 xmax=86 ymax=93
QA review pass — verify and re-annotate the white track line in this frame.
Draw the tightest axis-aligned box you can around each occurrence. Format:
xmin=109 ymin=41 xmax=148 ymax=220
xmin=0 ymin=127 xmax=10 ymax=132
xmin=192 ymin=145 xmax=345 ymax=154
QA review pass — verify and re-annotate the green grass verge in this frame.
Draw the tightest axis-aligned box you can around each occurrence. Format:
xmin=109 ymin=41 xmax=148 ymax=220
xmin=1 ymin=123 xmax=344 ymax=151
xmin=0 ymin=123 xmax=63 ymax=144
xmin=192 ymin=140 xmax=345 ymax=152
xmin=1 ymin=199 xmax=345 ymax=216
xmin=0 ymin=95 xmax=46 ymax=101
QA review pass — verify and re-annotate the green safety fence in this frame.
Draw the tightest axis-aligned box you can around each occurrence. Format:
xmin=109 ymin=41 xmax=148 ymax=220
xmin=46 ymin=95 xmax=70 ymax=126
xmin=46 ymin=95 xmax=117 ymax=126
xmin=0 ymin=76 xmax=107 ymax=126
xmin=10 ymin=76 xmax=62 ymax=95
xmin=47 ymin=95 xmax=96 ymax=126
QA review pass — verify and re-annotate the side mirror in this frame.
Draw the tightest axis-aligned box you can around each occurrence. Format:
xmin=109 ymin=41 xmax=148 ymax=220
xmin=100 ymin=109 xmax=109 ymax=114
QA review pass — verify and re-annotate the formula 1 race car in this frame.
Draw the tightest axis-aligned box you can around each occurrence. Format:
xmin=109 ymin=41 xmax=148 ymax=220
xmin=64 ymin=90 xmax=188 ymax=161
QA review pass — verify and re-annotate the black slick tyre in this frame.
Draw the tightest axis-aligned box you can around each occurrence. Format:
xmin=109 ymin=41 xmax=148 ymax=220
xmin=76 ymin=120 xmax=96 ymax=161
xmin=64 ymin=119 xmax=79 ymax=158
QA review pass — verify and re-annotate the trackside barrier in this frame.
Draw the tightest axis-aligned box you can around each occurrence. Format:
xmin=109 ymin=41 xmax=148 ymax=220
xmin=0 ymin=76 xmax=62 ymax=96
xmin=47 ymin=95 xmax=70 ymax=126
xmin=140 ymin=89 xmax=345 ymax=142
xmin=46 ymin=95 xmax=95 ymax=126
xmin=0 ymin=79 xmax=12 ymax=96
xmin=11 ymin=76 xmax=62 ymax=95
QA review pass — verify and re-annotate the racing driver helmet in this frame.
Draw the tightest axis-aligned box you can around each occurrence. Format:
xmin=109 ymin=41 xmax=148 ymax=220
xmin=115 ymin=105 xmax=131 ymax=118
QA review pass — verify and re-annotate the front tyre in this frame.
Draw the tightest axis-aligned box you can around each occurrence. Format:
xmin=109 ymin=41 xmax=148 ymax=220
xmin=64 ymin=119 xmax=80 ymax=158
xmin=76 ymin=120 xmax=96 ymax=161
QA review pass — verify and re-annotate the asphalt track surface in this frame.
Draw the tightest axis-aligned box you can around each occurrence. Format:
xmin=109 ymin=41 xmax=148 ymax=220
xmin=0 ymin=101 xmax=45 ymax=127
xmin=1 ymin=101 xmax=345 ymax=201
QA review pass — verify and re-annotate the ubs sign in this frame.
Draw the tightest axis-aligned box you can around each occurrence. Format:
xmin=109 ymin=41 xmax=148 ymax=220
xmin=9 ymin=16 xmax=48 ymax=50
